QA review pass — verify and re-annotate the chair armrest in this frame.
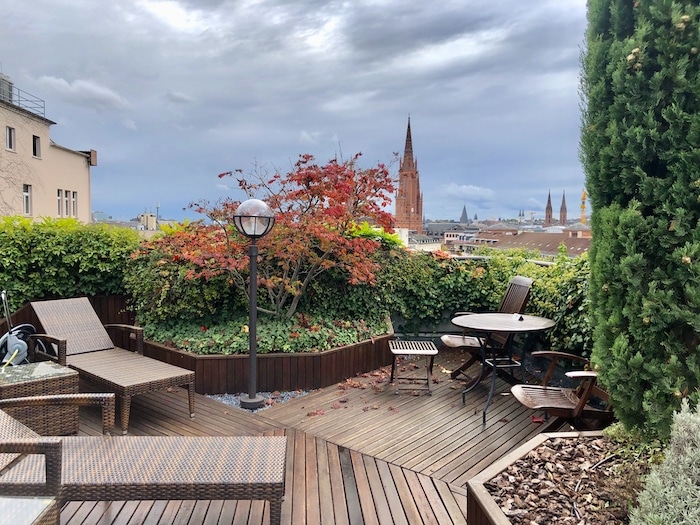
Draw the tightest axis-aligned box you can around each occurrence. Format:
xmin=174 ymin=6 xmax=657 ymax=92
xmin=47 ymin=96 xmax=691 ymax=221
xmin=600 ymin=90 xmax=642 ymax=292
xmin=565 ymin=370 xmax=598 ymax=380
xmin=531 ymin=351 xmax=591 ymax=386
xmin=0 ymin=393 xmax=115 ymax=435
xmin=28 ymin=334 xmax=67 ymax=365
xmin=0 ymin=437 xmax=62 ymax=496
xmin=104 ymin=324 xmax=144 ymax=354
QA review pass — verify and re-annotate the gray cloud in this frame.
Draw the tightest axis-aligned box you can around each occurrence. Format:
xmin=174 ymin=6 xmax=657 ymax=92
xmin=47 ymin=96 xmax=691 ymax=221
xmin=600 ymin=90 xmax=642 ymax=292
xmin=1 ymin=0 xmax=588 ymax=222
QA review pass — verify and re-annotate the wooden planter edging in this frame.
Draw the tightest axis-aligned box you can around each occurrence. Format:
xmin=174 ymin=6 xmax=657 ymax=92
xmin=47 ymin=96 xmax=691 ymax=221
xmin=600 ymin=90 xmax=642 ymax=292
xmin=466 ymin=430 xmax=604 ymax=525
xmin=143 ymin=334 xmax=394 ymax=395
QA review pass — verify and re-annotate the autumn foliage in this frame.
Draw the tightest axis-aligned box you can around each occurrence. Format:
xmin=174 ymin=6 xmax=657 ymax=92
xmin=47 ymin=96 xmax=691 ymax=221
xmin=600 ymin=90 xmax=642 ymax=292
xmin=183 ymin=153 xmax=396 ymax=318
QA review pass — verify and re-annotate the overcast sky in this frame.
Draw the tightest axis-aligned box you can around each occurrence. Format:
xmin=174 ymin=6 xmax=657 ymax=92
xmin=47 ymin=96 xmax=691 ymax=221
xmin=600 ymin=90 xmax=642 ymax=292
xmin=2 ymin=0 xmax=588 ymax=223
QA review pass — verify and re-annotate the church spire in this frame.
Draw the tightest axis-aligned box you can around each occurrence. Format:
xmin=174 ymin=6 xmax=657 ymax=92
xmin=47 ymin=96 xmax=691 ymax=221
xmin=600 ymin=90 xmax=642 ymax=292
xmin=559 ymin=191 xmax=567 ymax=225
xmin=394 ymin=116 xmax=423 ymax=234
xmin=544 ymin=190 xmax=553 ymax=226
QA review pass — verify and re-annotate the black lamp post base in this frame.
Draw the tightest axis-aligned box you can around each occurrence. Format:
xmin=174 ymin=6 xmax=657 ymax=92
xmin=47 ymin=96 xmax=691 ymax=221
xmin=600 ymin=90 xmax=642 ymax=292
xmin=240 ymin=394 xmax=265 ymax=410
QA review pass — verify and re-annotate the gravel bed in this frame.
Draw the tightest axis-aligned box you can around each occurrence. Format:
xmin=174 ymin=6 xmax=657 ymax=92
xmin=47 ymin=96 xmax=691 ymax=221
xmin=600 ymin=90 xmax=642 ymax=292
xmin=207 ymin=390 xmax=308 ymax=412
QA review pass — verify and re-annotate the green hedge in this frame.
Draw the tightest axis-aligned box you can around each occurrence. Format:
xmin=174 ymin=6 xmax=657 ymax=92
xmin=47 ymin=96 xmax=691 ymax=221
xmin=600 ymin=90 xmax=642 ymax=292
xmin=0 ymin=216 xmax=140 ymax=311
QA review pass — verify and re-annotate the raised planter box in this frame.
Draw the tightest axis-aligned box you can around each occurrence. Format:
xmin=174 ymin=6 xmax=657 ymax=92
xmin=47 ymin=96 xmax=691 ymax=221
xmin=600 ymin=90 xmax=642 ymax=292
xmin=466 ymin=430 xmax=603 ymax=525
xmin=10 ymin=295 xmax=395 ymax=395
xmin=143 ymin=334 xmax=394 ymax=395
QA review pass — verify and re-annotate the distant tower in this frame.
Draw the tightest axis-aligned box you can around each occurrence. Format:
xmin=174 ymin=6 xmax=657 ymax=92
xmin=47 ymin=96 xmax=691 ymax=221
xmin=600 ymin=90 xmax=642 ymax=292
xmin=394 ymin=117 xmax=423 ymax=234
xmin=580 ymin=189 xmax=588 ymax=224
xmin=544 ymin=191 xmax=553 ymax=226
xmin=559 ymin=191 xmax=567 ymax=225
xmin=459 ymin=205 xmax=469 ymax=224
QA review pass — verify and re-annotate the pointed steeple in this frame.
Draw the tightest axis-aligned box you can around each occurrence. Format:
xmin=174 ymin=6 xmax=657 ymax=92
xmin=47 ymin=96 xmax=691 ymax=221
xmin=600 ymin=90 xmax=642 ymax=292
xmin=459 ymin=205 xmax=469 ymax=224
xmin=401 ymin=116 xmax=416 ymax=172
xmin=559 ymin=191 xmax=567 ymax=225
xmin=544 ymin=190 xmax=553 ymax=226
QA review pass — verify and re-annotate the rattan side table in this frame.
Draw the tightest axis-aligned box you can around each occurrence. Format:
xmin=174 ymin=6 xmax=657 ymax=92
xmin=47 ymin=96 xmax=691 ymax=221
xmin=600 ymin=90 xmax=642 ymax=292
xmin=0 ymin=362 xmax=79 ymax=435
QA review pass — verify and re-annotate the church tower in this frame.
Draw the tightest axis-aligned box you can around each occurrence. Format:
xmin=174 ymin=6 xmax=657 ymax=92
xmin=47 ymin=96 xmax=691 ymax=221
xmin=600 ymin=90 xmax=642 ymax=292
xmin=559 ymin=191 xmax=567 ymax=225
xmin=544 ymin=191 xmax=553 ymax=226
xmin=394 ymin=117 xmax=423 ymax=234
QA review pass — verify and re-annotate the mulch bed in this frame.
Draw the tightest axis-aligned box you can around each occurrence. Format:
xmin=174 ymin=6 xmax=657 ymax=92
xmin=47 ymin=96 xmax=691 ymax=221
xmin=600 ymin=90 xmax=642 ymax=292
xmin=485 ymin=436 xmax=646 ymax=524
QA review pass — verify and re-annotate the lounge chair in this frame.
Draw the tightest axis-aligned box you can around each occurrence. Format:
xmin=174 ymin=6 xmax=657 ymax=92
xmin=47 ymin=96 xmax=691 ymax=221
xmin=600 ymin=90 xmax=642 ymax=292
xmin=30 ymin=297 xmax=195 ymax=434
xmin=0 ymin=393 xmax=287 ymax=525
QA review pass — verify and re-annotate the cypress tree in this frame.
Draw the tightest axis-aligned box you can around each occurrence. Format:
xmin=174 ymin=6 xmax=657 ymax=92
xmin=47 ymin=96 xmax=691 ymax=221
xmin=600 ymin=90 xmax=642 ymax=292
xmin=581 ymin=0 xmax=700 ymax=438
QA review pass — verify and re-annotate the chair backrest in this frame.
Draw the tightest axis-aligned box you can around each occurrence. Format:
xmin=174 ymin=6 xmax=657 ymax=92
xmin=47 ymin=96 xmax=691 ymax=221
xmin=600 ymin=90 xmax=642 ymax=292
xmin=490 ymin=276 xmax=533 ymax=348
xmin=31 ymin=297 xmax=114 ymax=356
xmin=497 ymin=275 xmax=533 ymax=314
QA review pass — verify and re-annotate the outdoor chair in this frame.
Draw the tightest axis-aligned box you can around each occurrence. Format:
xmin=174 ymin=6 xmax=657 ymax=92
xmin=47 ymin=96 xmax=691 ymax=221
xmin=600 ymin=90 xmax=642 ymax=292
xmin=0 ymin=393 xmax=288 ymax=525
xmin=444 ymin=275 xmax=533 ymax=382
xmin=510 ymin=350 xmax=614 ymax=426
xmin=29 ymin=297 xmax=195 ymax=434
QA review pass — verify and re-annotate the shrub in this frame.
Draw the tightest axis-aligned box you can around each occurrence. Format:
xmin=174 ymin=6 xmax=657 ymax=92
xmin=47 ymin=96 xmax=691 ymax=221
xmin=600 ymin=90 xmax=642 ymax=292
xmin=0 ymin=216 xmax=140 ymax=310
xmin=629 ymin=400 xmax=700 ymax=525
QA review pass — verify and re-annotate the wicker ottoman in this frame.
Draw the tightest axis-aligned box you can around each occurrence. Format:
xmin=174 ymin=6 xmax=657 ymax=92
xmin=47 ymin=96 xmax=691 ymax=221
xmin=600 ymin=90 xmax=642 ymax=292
xmin=0 ymin=362 xmax=79 ymax=435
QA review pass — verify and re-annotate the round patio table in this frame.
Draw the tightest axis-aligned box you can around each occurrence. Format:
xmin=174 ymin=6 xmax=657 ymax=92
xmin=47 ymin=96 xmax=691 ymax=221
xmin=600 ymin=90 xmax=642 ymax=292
xmin=451 ymin=313 xmax=555 ymax=424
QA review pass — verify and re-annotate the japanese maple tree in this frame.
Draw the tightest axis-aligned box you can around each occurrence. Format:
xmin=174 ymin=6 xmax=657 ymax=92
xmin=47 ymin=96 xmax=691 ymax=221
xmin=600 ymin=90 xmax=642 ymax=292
xmin=188 ymin=153 xmax=396 ymax=318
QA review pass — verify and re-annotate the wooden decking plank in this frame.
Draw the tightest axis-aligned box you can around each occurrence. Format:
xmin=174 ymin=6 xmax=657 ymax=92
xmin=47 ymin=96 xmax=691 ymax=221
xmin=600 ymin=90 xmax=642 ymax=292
xmin=304 ymin=431 xmax=321 ymax=525
xmin=374 ymin=459 xmax=409 ymax=525
xmin=338 ymin=446 xmax=364 ymax=525
xmin=186 ymin=500 xmax=213 ymax=525
xmin=349 ymin=449 xmax=380 ymax=525
xmin=433 ymin=480 xmax=467 ymax=525
xmin=402 ymin=468 xmax=440 ymax=525
xmin=231 ymin=500 xmax=252 ymax=525
xmin=315 ymin=436 xmax=336 ymax=524
xmin=326 ymin=441 xmax=350 ymax=525
xmin=386 ymin=463 xmax=424 ymax=525
xmin=217 ymin=500 xmax=240 ymax=525
xmin=291 ymin=429 xmax=308 ymax=525
xmin=417 ymin=472 xmax=458 ymax=525
xmin=361 ymin=452 xmax=396 ymax=525
xmin=201 ymin=500 xmax=224 ymax=525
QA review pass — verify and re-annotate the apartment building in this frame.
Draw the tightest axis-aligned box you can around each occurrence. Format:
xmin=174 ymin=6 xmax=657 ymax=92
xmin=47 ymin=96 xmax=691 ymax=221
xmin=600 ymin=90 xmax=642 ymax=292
xmin=0 ymin=74 xmax=96 ymax=223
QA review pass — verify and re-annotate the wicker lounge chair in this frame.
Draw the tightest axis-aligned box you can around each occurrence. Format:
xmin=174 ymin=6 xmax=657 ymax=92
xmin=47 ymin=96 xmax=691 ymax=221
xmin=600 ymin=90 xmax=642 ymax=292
xmin=0 ymin=394 xmax=287 ymax=525
xmin=30 ymin=297 xmax=195 ymax=434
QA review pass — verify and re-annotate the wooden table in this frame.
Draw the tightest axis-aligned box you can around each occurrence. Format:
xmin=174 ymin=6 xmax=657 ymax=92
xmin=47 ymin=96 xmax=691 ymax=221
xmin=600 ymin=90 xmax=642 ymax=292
xmin=0 ymin=362 xmax=79 ymax=435
xmin=451 ymin=313 xmax=555 ymax=423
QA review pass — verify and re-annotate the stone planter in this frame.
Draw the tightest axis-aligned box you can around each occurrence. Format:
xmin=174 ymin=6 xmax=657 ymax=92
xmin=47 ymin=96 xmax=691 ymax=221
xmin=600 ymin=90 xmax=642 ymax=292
xmin=143 ymin=331 xmax=394 ymax=395
xmin=466 ymin=430 xmax=604 ymax=525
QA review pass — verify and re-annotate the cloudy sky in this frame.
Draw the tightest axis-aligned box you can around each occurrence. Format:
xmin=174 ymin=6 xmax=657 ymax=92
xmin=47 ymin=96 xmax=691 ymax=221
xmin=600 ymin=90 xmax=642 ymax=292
xmin=2 ymin=0 xmax=588 ymax=223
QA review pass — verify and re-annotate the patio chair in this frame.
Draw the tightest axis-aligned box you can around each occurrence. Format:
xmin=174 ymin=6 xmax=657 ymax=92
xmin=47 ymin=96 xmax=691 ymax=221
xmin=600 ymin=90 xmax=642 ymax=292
xmin=29 ymin=297 xmax=195 ymax=434
xmin=444 ymin=275 xmax=533 ymax=382
xmin=510 ymin=350 xmax=614 ymax=426
xmin=0 ymin=393 xmax=288 ymax=525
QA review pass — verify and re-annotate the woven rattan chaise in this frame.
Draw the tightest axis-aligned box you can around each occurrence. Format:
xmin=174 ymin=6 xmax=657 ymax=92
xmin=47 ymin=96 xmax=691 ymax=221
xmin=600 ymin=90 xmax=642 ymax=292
xmin=0 ymin=393 xmax=288 ymax=525
xmin=30 ymin=297 xmax=195 ymax=434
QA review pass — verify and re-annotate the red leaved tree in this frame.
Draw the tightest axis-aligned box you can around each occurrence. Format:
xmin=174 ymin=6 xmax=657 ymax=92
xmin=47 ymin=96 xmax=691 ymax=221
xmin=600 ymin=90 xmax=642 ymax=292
xmin=188 ymin=153 xmax=396 ymax=318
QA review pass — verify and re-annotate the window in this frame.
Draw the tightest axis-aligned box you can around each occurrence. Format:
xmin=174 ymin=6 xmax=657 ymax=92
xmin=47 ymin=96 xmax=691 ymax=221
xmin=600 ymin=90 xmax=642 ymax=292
xmin=64 ymin=190 xmax=70 ymax=216
xmin=57 ymin=189 xmax=63 ymax=215
xmin=72 ymin=192 xmax=78 ymax=217
xmin=22 ymin=184 xmax=32 ymax=215
xmin=32 ymin=135 xmax=41 ymax=157
xmin=5 ymin=126 xmax=15 ymax=151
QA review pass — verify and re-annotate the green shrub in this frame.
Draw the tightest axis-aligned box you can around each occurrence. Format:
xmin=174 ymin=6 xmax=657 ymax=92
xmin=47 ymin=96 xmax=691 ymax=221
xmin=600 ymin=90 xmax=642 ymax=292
xmin=0 ymin=216 xmax=140 ymax=310
xmin=630 ymin=400 xmax=700 ymax=525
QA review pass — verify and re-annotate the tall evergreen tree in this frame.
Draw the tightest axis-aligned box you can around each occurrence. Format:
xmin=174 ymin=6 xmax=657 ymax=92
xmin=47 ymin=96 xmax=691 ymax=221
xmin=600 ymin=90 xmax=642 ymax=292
xmin=581 ymin=0 xmax=700 ymax=438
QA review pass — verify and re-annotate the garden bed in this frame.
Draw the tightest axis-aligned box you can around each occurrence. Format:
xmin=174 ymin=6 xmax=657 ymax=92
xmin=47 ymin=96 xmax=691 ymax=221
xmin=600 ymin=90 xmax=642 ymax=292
xmin=143 ymin=333 xmax=394 ymax=394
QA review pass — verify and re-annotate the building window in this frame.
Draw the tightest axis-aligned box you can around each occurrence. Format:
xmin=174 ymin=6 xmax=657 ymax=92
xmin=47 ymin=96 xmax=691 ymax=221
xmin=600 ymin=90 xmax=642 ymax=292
xmin=72 ymin=192 xmax=78 ymax=217
xmin=32 ymin=135 xmax=41 ymax=157
xmin=64 ymin=190 xmax=70 ymax=217
xmin=57 ymin=189 xmax=63 ymax=216
xmin=22 ymin=184 xmax=32 ymax=215
xmin=5 ymin=126 xmax=15 ymax=151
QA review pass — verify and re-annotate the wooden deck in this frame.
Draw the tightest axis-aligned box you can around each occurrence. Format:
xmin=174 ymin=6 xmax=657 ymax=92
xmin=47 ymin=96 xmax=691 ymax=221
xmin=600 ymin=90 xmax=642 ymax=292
xmin=59 ymin=348 xmax=563 ymax=524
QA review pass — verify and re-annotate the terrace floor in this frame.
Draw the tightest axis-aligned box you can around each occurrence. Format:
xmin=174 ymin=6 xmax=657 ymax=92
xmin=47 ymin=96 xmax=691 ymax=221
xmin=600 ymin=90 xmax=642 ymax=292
xmin=60 ymin=348 xmax=564 ymax=524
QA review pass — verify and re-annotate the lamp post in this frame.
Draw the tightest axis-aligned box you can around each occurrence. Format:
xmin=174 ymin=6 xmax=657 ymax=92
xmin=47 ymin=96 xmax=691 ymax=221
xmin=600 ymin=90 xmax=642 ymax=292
xmin=233 ymin=198 xmax=275 ymax=410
